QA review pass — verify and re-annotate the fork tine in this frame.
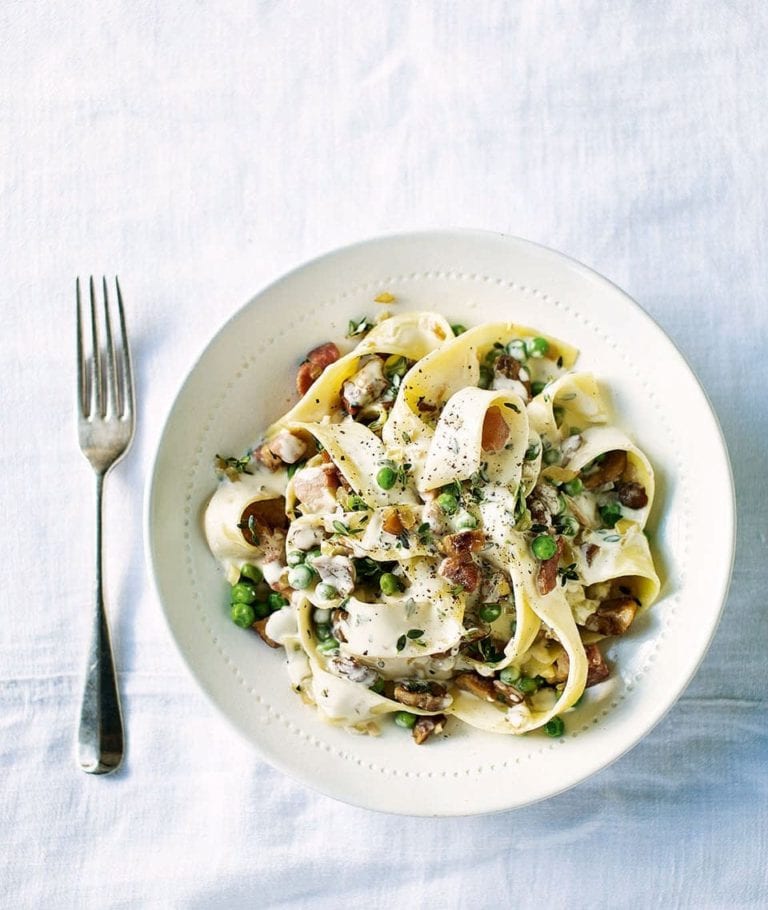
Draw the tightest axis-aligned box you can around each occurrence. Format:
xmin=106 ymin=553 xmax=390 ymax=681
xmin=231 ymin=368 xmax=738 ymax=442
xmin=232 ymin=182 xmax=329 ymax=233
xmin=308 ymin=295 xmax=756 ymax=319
xmin=115 ymin=277 xmax=134 ymax=421
xmin=76 ymin=277 xmax=87 ymax=417
xmin=88 ymin=276 xmax=103 ymax=417
xmin=101 ymin=276 xmax=120 ymax=417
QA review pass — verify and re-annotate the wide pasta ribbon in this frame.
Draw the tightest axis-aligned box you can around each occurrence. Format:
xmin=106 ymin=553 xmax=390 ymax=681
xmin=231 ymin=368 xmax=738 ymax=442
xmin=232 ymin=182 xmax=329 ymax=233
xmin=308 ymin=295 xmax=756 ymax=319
xmin=419 ymin=387 xmax=529 ymax=492
xmin=268 ymin=312 xmax=453 ymax=432
xmin=451 ymin=534 xmax=588 ymax=734
xmin=527 ymin=372 xmax=608 ymax=439
xmin=575 ymin=523 xmax=660 ymax=611
xmin=204 ymin=472 xmax=287 ymax=583
xmin=294 ymin=419 xmax=418 ymax=508
xmin=292 ymin=595 xmax=456 ymax=727
xmin=564 ymin=425 xmax=655 ymax=529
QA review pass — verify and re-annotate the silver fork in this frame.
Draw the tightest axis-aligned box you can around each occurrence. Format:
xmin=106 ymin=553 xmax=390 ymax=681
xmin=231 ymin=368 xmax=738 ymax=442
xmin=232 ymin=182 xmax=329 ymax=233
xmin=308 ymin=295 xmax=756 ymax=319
xmin=76 ymin=276 xmax=135 ymax=774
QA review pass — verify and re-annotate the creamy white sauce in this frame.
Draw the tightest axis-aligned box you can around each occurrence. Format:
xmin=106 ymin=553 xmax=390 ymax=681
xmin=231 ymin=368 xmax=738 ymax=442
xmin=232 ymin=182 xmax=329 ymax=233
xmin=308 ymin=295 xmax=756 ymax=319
xmin=339 ymin=595 xmax=463 ymax=659
xmin=262 ymin=560 xmax=285 ymax=586
xmin=491 ymin=376 xmax=528 ymax=400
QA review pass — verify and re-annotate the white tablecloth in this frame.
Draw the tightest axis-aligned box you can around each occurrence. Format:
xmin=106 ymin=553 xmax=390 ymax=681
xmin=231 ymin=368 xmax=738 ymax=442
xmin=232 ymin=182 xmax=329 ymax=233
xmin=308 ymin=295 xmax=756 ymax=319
xmin=2 ymin=2 xmax=765 ymax=907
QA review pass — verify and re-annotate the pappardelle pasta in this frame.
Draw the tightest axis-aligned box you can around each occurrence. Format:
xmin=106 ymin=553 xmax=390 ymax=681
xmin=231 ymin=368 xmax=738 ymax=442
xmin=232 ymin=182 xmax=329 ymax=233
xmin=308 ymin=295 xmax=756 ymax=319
xmin=204 ymin=309 xmax=659 ymax=745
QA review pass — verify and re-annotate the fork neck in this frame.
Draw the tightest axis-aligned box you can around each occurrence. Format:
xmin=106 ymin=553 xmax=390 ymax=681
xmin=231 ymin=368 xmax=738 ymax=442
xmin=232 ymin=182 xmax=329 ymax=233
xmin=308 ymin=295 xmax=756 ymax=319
xmin=94 ymin=471 xmax=107 ymax=598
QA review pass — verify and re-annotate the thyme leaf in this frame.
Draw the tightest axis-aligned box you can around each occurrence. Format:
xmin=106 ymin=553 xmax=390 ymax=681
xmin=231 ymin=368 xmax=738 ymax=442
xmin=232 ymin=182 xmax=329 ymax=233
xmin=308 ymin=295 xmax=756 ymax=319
xmin=287 ymin=459 xmax=306 ymax=479
xmin=347 ymin=315 xmax=373 ymax=338
xmin=236 ymin=513 xmax=260 ymax=545
xmin=558 ymin=563 xmax=579 ymax=586
xmin=332 ymin=520 xmax=363 ymax=537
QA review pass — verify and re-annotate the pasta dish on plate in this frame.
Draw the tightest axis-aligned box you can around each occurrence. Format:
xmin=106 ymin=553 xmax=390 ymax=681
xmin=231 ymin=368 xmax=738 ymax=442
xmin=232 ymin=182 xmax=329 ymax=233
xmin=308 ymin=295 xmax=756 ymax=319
xmin=204 ymin=309 xmax=659 ymax=745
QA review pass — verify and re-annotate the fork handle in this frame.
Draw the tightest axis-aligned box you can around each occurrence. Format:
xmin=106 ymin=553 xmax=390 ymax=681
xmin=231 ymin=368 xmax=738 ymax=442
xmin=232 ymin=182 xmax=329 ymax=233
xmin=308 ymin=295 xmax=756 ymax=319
xmin=77 ymin=472 xmax=124 ymax=774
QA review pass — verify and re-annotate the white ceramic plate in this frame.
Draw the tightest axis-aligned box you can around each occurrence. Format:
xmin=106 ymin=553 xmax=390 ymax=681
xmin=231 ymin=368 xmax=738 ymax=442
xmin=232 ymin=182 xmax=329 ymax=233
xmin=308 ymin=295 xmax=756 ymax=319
xmin=146 ymin=230 xmax=734 ymax=816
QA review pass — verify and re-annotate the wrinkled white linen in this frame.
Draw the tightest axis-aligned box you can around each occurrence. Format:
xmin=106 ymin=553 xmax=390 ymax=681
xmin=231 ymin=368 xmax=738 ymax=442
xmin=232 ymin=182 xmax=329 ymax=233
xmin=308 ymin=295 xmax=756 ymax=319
xmin=0 ymin=1 xmax=765 ymax=907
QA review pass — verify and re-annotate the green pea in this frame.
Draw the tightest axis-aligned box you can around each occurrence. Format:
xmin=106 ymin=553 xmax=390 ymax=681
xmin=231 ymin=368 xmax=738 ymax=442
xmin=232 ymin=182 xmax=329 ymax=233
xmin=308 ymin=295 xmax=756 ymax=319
xmin=252 ymin=601 xmax=270 ymax=620
xmin=451 ymin=324 xmax=467 ymax=336
xmin=437 ymin=492 xmax=459 ymax=514
xmin=394 ymin=711 xmax=417 ymax=729
xmin=305 ymin=548 xmax=322 ymax=564
xmin=499 ymin=666 xmax=521 ymax=685
xmin=552 ymin=405 xmax=565 ymax=426
xmin=267 ymin=592 xmax=289 ymax=612
xmin=478 ymin=366 xmax=494 ymax=389
xmin=230 ymin=601 xmax=256 ymax=628
xmin=531 ymin=534 xmax=557 ymax=560
xmin=231 ymin=582 xmax=257 ymax=604
xmin=562 ymin=477 xmax=583 ymax=496
xmin=456 ymin=512 xmax=478 ymax=530
xmin=484 ymin=346 xmax=504 ymax=364
xmin=524 ymin=443 xmax=540 ymax=462
xmin=516 ymin=676 xmax=540 ymax=694
xmin=313 ymin=608 xmax=330 ymax=624
xmin=380 ymin=573 xmax=401 ymax=596
xmin=377 ymin=466 xmax=397 ymax=490
xmin=316 ymin=637 xmax=340 ymax=655
xmin=531 ymin=380 xmax=546 ymax=396
xmin=479 ymin=603 xmax=502 ymax=622
xmin=599 ymin=502 xmax=623 ymax=529
xmin=526 ymin=336 xmax=549 ymax=358
xmin=545 ymin=716 xmax=565 ymax=737
xmin=543 ymin=448 xmax=561 ymax=465
xmin=287 ymin=564 xmax=314 ymax=590
xmin=559 ymin=515 xmax=579 ymax=537
xmin=348 ymin=494 xmax=369 ymax=511
xmin=315 ymin=623 xmax=333 ymax=641
xmin=569 ymin=426 xmax=582 ymax=436
xmin=316 ymin=582 xmax=337 ymax=601
xmin=506 ymin=338 xmax=528 ymax=361
xmin=286 ymin=550 xmax=305 ymax=567
xmin=556 ymin=494 xmax=567 ymax=515
xmin=239 ymin=563 xmax=263 ymax=584
xmin=369 ymin=677 xmax=386 ymax=695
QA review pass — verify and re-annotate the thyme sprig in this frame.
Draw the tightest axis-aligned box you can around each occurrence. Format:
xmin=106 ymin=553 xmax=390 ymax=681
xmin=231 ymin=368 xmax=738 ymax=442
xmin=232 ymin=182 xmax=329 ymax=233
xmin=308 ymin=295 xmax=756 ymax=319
xmin=215 ymin=453 xmax=252 ymax=480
